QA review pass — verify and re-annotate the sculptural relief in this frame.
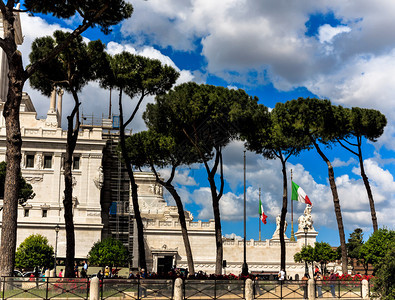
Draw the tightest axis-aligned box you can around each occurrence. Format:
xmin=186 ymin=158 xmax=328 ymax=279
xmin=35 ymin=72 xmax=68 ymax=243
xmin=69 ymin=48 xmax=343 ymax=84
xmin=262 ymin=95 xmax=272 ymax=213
xmin=298 ymin=205 xmax=315 ymax=231
xmin=93 ymin=166 xmax=104 ymax=189
xmin=272 ymin=214 xmax=288 ymax=238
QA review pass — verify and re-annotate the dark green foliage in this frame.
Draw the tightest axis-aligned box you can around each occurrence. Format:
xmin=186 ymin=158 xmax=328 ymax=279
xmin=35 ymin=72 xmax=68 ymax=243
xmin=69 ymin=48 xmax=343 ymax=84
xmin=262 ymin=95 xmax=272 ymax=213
xmin=87 ymin=237 xmax=129 ymax=267
xmin=294 ymin=245 xmax=315 ymax=267
xmin=294 ymin=242 xmax=337 ymax=274
xmin=15 ymin=234 xmax=54 ymax=269
xmin=101 ymin=52 xmax=179 ymax=102
xmin=372 ymin=244 xmax=395 ymax=299
xmin=347 ymin=228 xmax=364 ymax=261
xmin=0 ymin=161 xmax=35 ymax=204
xmin=313 ymin=242 xmax=338 ymax=273
xmin=360 ymin=228 xmax=395 ymax=270
xmin=29 ymin=31 xmax=106 ymax=95
xmin=23 ymin=0 xmax=133 ymax=34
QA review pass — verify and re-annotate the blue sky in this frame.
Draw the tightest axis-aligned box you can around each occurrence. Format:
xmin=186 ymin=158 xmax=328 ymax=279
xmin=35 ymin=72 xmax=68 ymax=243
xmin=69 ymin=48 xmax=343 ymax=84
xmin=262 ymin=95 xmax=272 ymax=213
xmin=18 ymin=0 xmax=395 ymax=246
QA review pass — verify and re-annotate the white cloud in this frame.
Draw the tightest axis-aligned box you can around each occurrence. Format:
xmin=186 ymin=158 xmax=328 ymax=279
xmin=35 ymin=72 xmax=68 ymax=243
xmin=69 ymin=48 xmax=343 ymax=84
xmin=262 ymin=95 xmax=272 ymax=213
xmin=318 ymin=24 xmax=351 ymax=44
xmin=224 ymin=233 xmax=242 ymax=240
xmin=332 ymin=157 xmax=357 ymax=168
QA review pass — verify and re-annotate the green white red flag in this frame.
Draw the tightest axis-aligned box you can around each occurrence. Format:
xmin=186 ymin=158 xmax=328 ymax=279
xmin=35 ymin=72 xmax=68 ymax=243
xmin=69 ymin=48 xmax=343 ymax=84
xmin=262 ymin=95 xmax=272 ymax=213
xmin=291 ymin=181 xmax=312 ymax=206
xmin=259 ymin=197 xmax=267 ymax=224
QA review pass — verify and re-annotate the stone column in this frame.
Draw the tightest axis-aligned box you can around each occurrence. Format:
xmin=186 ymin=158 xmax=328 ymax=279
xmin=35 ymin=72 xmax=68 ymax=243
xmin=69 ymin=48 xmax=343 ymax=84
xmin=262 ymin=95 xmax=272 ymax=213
xmin=173 ymin=278 xmax=183 ymax=300
xmin=89 ymin=277 xmax=100 ymax=300
xmin=245 ymin=278 xmax=254 ymax=300
xmin=362 ymin=279 xmax=369 ymax=300
xmin=308 ymin=278 xmax=315 ymax=300
xmin=50 ymin=87 xmax=56 ymax=112
xmin=57 ymin=88 xmax=64 ymax=126
xmin=49 ymin=269 xmax=55 ymax=277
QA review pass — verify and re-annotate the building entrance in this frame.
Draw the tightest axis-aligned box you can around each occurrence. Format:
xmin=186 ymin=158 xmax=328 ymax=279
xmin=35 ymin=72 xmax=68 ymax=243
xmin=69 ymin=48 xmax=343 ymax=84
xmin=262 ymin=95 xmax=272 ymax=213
xmin=157 ymin=256 xmax=173 ymax=274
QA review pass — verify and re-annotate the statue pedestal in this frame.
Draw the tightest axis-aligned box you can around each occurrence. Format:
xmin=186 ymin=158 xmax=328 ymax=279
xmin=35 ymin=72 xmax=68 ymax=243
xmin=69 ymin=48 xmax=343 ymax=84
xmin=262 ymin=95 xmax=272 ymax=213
xmin=295 ymin=230 xmax=318 ymax=247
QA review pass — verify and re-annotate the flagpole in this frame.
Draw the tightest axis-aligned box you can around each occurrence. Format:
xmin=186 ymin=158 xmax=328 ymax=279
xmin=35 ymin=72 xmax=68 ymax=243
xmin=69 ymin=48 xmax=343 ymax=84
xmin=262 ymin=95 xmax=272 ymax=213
xmin=242 ymin=150 xmax=248 ymax=275
xmin=290 ymin=169 xmax=295 ymax=241
xmin=259 ymin=187 xmax=261 ymax=241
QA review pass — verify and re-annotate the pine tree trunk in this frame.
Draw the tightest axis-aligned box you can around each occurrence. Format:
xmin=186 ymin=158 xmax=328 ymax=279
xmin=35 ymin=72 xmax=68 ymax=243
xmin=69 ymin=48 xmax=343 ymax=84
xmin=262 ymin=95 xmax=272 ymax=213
xmin=212 ymin=196 xmax=223 ymax=274
xmin=313 ymin=140 xmax=348 ymax=275
xmin=118 ymin=89 xmax=146 ymax=270
xmin=163 ymin=182 xmax=195 ymax=275
xmin=63 ymin=92 xmax=80 ymax=278
xmin=279 ymin=157 xmax=288 ymax=272
xmin=357 ymin=145 xmax=378 ymax=232
xmin=0 ymin=54 xmax=24 ymax=277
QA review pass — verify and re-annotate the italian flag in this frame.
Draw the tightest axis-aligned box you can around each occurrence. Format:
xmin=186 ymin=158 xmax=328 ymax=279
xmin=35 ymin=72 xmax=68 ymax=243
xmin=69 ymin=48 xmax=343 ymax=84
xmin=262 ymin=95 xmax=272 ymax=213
xmin=259 ymin=197 xmax=268 ymax=224
xmin=291 ymin=181 xmax=312 ymax=206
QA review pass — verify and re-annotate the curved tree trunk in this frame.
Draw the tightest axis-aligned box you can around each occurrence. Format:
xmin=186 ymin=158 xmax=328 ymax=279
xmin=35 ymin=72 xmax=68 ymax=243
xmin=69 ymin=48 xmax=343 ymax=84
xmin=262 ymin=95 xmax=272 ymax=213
xmin=206 ymin=149 xmax=224 ymax=275
xmin=160 ymin=179 xmax=195 ymax=275
xmin=357 ymin=142 xmax=378 ymax=232
xmin=63 ymin=89 xmax=80 ymax=277
xmin=0 ymin=51 xmax=24 ymax=277
xmin=279 ymin=154 xmax=288 ymax=272
xmin=118 ymin=89 xmax=146 ymax=270
xmin=312 ymin=140 xmax=348 ymax=275
xmin=212 ymin=196 xmax=223 ymax=274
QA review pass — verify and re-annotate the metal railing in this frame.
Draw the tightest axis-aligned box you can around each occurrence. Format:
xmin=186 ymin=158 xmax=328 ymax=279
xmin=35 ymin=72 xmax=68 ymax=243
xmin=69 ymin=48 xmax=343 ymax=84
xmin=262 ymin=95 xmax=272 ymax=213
xmin=317 ymin=280 xmax=363 ymax=299
xmin=101 ymin=278 xmax=174 ymax=300
xmin=183 ymin=279 xmax=245 ymax=299
xmin=0 ymin=277 xmax=89 ymax=300
xmin=0 ymin=276 xmax=371 ymax=300
xmin=254 ymin=280 xmax=306 ymax=299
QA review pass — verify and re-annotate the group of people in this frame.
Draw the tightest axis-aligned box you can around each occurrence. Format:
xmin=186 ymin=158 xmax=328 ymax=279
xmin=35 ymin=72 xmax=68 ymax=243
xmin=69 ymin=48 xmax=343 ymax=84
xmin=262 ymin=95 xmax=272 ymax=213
xmin=72 ymin=260 xmax=89 ymax=278
xmin=300 ymin=266 xmax=337 ymax=299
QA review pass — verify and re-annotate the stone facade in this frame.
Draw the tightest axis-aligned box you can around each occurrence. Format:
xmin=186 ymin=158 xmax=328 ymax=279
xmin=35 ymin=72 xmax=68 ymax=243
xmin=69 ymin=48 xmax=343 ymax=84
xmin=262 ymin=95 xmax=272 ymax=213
xmin=0 ymin=92 xmax=105 ymax=259
xmin=137 ymin=172 xmax=318 ymax=278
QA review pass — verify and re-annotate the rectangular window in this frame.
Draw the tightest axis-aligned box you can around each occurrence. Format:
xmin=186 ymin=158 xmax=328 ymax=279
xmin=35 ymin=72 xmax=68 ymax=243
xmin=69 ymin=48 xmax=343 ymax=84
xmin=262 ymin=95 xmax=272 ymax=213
xmin=43 ymin=155 xmax=52 ymax=169
xmin=26 ymin=155 xmax=35 ymax=168
xmin=42 ymin=210 xmax=47 ymax=218
xmin=24 ymin=209 xmax=29 ymax=217
xmin=73 ymin=156 xmax=80 ymax=170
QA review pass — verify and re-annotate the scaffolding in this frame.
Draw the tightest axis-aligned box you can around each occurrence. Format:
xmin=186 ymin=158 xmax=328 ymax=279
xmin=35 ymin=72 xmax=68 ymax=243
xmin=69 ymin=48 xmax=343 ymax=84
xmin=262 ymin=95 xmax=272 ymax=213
xmin=101 ymin=132 xmax=137 ymax=267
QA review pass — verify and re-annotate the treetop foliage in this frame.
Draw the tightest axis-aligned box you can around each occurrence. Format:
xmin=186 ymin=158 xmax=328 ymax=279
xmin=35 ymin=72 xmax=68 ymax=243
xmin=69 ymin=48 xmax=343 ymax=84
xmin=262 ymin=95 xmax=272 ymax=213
xmin=100 ymin=51 xmax=179 ymax=100
xmin=360 ymin=228 xmax=395 ymax=269
xmin=144 ymin=82 xmax=258 ymax=156
xmin=15 ymin=234 xmax=54 ymax=269
xmin=87 ymin=237 xmax=128 ymax=267
xmin=23 ymin=0 xmax=133 ymax=34
xmin=29 ymin=31 xmax=106 ymax=96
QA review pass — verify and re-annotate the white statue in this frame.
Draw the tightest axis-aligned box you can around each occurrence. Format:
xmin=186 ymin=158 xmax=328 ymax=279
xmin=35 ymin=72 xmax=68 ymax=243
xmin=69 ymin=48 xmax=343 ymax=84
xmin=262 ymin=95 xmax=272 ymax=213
xmin=273 ymin=214 xmax=288 ymax=237
xmin=298 ymin=205 xmax=314 ymax=231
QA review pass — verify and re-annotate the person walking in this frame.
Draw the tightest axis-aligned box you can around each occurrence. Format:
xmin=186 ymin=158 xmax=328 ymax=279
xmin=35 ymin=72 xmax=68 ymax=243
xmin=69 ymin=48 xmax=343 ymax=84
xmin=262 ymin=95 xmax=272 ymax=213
xmin=329 ymin=271 xmax=337 ymax=298
xmin=315 ymin=271 xmax=323 ymax=297
xmin=278 ymin=269 xmax=285 ymax=281
xmin=74 ymin=262 xmax=79 ymax=277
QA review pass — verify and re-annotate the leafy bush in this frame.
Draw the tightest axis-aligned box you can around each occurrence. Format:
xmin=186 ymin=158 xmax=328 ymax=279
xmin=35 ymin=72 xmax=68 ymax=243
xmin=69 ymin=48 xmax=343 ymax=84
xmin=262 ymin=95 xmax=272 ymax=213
xmin=15 ymin=234 xmax=54 ymax=269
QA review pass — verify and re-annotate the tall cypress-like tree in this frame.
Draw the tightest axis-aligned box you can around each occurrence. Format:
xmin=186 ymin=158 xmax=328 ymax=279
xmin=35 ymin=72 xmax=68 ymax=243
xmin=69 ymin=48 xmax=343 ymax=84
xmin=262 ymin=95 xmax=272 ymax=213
xmin=28 ymin=31 xmax=107 ymax=277
xmin=126 ymin=130 xmax=200 ymax=274
xmin=0 ymin=0 xmax=132 ymax=277
xmin=335 ymin=107 xmax=386 ymax=232
xmin=99 ymin=52 xmax=179 ymax=270
xmin=145 ymin=82 xmax=258 ymax=274
xmin=282 ymin=98 xmax=349 ymax=275
xmin=241 ymin=102 xmax=310 ymax=272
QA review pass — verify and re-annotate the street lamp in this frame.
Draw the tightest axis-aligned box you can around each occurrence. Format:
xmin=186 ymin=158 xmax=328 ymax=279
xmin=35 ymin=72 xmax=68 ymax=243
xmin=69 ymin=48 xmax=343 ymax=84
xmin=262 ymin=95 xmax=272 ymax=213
xmin=303 ymin=225 xmax=309 ymax=276
xmin=241 ymin=150 xmax=249 ymax=275
xmin=54 ymin=224 xmax=60 ymax=276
